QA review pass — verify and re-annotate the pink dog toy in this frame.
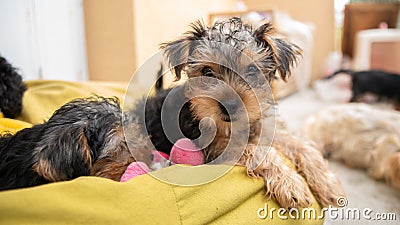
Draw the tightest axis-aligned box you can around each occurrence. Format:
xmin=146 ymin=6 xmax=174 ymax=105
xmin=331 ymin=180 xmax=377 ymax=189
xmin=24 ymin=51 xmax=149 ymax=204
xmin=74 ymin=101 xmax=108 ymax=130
xmin=170 ymin=138 xmax=204 ymax=166
xmin=120 ymin=162 xmax=150 ymax=182
xmin=120 ymin=138 xmax=204 ymax=182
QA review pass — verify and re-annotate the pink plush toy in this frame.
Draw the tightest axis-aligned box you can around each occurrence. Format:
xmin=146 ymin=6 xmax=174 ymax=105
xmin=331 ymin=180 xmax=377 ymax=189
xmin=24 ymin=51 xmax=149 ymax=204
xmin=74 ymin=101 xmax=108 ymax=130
xmin=120 ymin=138 xmax=204 ymax=182
xmin=169 ymin=138 xmax=204 ymax=166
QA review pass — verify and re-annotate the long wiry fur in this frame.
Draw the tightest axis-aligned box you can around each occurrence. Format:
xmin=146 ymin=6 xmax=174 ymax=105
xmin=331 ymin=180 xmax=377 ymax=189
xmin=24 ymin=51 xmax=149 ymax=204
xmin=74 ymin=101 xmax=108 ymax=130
xmin=302 ymin=103 xmax=400 ymax=189
xmin=0 ymin=97 xmax=152 ymax=190
xmin=135 ymin=17 xmax=344 ymax=208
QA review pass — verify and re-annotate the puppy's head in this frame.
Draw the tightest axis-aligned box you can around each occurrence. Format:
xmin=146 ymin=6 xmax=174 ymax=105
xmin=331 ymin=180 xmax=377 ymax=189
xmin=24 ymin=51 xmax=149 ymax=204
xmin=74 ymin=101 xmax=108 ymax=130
xmin=161 ymin=17 xmax=301 ymax=82
xmin=161 ymin=18 xmax=301 ymax=131
xmin=33 ymin=97 xmax=143 ymax=182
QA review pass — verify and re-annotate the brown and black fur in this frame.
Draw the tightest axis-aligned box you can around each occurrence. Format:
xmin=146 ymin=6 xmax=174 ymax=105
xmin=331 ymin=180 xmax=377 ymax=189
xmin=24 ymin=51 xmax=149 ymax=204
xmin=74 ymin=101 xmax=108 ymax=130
xmin=0 ymin=97 xmax=151 ymax=190
xmin=132 ymin=18 xmax=344 ymax=208
xmin=0 ymin=18 xmax=344 ymax=209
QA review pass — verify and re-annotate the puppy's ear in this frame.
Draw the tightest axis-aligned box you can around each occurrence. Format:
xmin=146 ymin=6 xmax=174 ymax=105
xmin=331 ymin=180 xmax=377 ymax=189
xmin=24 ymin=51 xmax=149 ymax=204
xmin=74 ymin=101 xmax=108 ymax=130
xmin=253 ymin=23 xmax=302 ymax=81
xmin=34 ymin=124 xmax=93 ymax=181
xmin=160 ymin=38 xmax=191 ymax=81
xmin=160 ymin=20 xmax=206 ymax=80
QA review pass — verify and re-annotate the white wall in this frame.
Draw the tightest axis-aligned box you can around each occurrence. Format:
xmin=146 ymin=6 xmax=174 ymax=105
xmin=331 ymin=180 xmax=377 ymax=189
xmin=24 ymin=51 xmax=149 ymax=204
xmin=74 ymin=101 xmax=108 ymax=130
xmin=0 ymin=0 xmax=88 ymax=81
xmin=133 ymin=0 xmax=239 ymax=88
xmin=0 ymin=0 xmax=39 ymax=80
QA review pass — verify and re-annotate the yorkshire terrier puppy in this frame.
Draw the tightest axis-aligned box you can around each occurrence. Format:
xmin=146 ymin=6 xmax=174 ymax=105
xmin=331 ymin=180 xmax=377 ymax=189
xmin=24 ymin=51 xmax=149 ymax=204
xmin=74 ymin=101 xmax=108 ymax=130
xmin=132 ymin=18 xmax=344 ymax=208
xmin=302 ymin=103 xmax=400 ymax=189
xmin=326 ymin=69 xmax=400 ymax=109
xmin=0 ymin=97 xmax=151 ymax=191
xmin=0 ymin=18 xmax=344 ymax=209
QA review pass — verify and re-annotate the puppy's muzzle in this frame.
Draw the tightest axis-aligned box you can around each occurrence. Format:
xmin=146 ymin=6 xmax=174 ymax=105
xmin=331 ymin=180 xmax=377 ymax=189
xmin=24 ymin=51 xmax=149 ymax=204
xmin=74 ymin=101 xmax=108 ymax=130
xmin=219 ymin=99 xmax=240 ymax=122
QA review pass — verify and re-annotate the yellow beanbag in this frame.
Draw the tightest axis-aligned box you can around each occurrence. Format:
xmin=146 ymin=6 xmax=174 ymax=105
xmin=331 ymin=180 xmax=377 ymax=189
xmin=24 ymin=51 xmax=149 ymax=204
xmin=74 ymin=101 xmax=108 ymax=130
xmin=0 ymin=80 xmax=324 ymax=225
xmin=0 ymin=113 xmax=32 ymax=135
xmin=0 ymin=165 xmax=323 ymax=225
xmin=18 ymin=80 xmax=131 ymax=124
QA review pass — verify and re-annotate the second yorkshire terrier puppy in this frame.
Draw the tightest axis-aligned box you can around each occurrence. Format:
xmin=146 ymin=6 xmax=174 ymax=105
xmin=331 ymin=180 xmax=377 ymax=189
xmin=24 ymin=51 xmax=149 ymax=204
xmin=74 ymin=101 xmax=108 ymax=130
xmin=132 ymin=18 xmax=344 ymax=209
xmin=0 ymin=97 xmax=152 ymax=191
xmin=302 ymin=103 xmax=400 ymax=189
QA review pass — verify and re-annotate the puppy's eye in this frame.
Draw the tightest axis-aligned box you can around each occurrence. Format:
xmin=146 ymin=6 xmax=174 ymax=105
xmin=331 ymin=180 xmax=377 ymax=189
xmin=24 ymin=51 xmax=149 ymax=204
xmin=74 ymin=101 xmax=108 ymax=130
xmin=202 ymin=66 xmax=214 ymax=77
xmin=247 ymin=65 xmax=258 ymax=74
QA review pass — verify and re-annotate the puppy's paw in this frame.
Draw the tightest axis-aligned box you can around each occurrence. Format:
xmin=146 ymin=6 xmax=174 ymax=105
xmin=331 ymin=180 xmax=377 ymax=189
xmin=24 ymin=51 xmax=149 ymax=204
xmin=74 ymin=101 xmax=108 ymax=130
xmin=311 ymin=179 xmax=346 ymax=208
xmin=249 ymin=146 xmax=314 ymax=209
xmin=268 ymin=171 xmax=314 ymax=209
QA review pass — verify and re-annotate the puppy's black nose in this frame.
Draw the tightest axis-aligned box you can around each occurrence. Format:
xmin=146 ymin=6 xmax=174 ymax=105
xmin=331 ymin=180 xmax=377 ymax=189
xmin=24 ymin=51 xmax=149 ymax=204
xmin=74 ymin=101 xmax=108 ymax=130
xmin=219 ymin=99 xmax=239 ymax=115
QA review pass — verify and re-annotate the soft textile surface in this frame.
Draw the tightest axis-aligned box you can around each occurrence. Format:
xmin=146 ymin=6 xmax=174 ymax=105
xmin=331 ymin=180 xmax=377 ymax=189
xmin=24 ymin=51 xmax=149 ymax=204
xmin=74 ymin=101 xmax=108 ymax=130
xmin=0 ymin=116 xmax=32 ymax=135
xmin=0 ymin=166 xmax=323 ymax=225
xmin=17 ymin=80 xmax=130 ymax=124
xmin=0 ymin=80 xmax=324 ymax=225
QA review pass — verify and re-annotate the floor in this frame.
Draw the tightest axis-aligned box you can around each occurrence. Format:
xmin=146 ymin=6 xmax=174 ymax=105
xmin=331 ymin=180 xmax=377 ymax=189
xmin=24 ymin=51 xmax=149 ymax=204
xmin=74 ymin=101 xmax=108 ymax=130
xmin=278 ymin=89 xmax=400 ymax=225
